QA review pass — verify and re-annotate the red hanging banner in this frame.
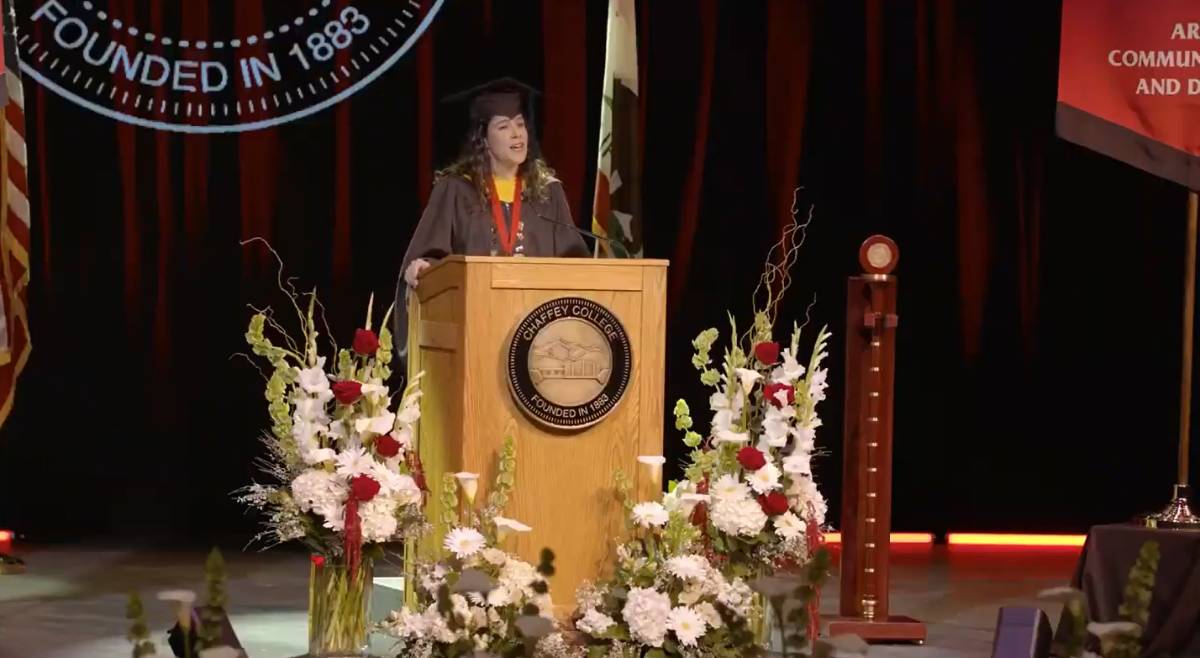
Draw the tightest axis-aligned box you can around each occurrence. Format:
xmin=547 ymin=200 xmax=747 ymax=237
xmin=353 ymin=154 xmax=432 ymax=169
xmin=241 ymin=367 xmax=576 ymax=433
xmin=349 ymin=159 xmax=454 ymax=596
xmin=1058 ymin=0 xmax=1200 ymax=188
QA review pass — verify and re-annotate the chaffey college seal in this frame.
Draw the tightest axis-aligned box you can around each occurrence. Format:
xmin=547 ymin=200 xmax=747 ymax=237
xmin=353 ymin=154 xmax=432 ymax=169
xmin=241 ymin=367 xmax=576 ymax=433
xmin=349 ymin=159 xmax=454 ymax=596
xmin=507 ymin=297 xmax=631 ymax=430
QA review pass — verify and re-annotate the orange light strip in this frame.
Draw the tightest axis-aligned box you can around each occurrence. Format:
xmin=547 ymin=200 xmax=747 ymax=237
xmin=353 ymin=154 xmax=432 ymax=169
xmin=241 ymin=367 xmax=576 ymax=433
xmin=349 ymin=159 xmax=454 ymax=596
xmin=946 ymin=533 xmax=1086 ymax=547
xmin=823 ymin=532 xmax=934 ymax=545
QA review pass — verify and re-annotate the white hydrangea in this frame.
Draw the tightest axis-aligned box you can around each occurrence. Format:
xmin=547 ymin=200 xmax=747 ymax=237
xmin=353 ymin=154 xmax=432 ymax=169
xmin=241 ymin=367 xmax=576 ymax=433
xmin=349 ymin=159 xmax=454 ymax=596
xmin=419 ymin=564 xmax=447 ymax=596
xmin=359 ymin=495 xmax=399 ymax=542
xmin=717 ymin=578 xmax=753 ymax=618
xmin=576 ymin=609 xmax=616 ymax=636
xmin=499 ymin=558 xmax=539 ymax=598
xmin=481 ymin=548 xmax=508 ymax=566
xmin=290 ymin=469 xmax=347 ymax=524
xmin=711 ymin=497 xmax=768 ymax=537
xmin=485 ymin=586 xmax=512 ymax=608
xmin=695 ymin=601 xmax=723 ymax=629
xmin=575 ymin=583 xmax=605 ymax=612
xmin=665 ymin=555 xmax=709 ymax=582
xmin=622 ymin=587 xmax=671 ymax=647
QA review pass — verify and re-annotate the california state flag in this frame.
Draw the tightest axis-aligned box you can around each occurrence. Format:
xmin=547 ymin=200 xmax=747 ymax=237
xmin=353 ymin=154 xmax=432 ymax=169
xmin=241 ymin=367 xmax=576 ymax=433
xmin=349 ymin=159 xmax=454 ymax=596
xmin=591 ymin=0 xmax=641 ymax=258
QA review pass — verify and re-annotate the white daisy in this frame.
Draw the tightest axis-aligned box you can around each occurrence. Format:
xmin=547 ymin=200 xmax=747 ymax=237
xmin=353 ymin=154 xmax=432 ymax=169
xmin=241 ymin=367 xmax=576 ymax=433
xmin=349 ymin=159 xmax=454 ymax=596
xmin=711 ymin=474 xmax=751 ymax=502
xmin=667 ymin=606 xmax=707 ymax=647
xmin=747 ymin=463 xmax=782 ymax=494
xmin=334 ymin=447 xmax=375 ymax=478
xmin=631 ymin=502 xmax=669 ymax=528
xmin=443 ymin=527 xmax=486 ymax=559
xmin=773 ymin=511 xmax=805 ymax=540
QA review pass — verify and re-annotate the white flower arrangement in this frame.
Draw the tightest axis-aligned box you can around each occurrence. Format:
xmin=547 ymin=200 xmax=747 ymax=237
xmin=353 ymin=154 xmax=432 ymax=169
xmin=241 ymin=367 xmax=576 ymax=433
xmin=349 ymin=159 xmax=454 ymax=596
xmin=556 ymin=209 xmax=838 ymax=658
xmin=236 ymin=282 xmax=428 ymax=564
xmin=380 ymin=436 xmax=560 ymax=658
xmin=556 ymin=472 xmax=758 ymax=658
xmin=676 ymin=314 xmax=832 ymax=578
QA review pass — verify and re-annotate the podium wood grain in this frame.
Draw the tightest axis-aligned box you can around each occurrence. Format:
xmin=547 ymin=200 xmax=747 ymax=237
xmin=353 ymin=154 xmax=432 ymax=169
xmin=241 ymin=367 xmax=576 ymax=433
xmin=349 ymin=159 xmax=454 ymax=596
xmin=407 ymin=257 xmax=668 ymax=608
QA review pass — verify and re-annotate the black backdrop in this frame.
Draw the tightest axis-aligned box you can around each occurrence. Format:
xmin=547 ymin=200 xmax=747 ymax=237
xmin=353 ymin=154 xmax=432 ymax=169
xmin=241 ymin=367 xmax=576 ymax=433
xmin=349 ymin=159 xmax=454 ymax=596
xmin=0 ymin=0 xmax=1195 ymax=545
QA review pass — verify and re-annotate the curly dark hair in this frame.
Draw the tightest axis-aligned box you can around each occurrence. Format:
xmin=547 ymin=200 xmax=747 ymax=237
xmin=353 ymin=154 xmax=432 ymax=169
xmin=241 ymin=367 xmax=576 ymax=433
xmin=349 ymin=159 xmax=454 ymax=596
xmin=435 ymin=120 xmax=557 ymax=202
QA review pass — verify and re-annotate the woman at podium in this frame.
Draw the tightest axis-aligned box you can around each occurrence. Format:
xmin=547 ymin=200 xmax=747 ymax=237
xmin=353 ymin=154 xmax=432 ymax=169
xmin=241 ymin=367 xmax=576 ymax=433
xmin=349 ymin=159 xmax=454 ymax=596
xmin=399 ymin=77 xmax=589 ymax=290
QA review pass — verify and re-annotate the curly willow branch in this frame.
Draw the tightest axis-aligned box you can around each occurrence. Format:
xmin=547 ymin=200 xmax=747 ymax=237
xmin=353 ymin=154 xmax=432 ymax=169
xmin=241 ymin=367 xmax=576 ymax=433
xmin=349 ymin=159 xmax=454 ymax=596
xmin=749 ymin=188 xmax=815 ymax=332
xmin=240 ymin=237 xmax=306 ymax=332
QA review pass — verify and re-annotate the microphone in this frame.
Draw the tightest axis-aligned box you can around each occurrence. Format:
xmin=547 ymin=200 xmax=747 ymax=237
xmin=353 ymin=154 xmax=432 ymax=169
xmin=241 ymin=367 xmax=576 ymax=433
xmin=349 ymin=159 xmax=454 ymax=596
xmin=528 ymin=211 xmax=629 ymax=257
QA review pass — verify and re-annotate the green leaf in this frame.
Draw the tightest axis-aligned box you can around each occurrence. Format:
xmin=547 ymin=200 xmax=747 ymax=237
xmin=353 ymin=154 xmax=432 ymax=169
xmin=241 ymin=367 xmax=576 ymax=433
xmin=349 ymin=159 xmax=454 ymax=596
xmin=646 ymin=650 xmax=667 ymax=658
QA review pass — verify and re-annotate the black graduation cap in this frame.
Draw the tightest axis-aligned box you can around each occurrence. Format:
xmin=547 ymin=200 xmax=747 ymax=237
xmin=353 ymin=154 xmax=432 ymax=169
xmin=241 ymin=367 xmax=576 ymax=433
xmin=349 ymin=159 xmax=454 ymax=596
xmin=440 ymin=76 xmax=542 ymax=135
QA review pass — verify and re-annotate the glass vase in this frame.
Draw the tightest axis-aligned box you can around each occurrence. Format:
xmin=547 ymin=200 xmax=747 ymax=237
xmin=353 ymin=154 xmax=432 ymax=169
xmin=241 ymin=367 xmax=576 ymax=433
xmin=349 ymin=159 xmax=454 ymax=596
xmin=750 ymin=591 xmax=783 ymax=652
xmin=307 ymin=558 xmax=373 ymax=658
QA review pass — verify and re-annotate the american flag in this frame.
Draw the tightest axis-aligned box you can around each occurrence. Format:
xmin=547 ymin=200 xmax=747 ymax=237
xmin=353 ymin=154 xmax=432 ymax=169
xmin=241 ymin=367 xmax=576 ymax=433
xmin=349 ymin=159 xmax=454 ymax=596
xmin=0 ymin=0 xmax=30 ymax=429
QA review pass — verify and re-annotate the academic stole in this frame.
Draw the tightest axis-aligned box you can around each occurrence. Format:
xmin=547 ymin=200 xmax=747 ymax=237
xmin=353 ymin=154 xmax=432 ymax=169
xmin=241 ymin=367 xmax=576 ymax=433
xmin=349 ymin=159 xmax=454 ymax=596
xmin=488 ymin=175 xmax=523 ymax=255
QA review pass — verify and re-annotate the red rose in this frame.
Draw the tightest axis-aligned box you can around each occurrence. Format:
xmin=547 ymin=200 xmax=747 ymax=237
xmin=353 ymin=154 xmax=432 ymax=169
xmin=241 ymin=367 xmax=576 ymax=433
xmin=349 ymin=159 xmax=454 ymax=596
xmin=352 ymin=329 xmax=380 ymax=355
xmin=758 ymin=492 xmax=790 ymax=516
xmin=763 ymin=382 xmax=795 ymax=408
xmin=350 ymin=475 xmax=381 ymax=502
xmin=332 ymin=380 xmax=363 ymax=405
xmin=737 ymin=446 xmax=767 ymax=471
xmin=374 ymin=434 xmax=402 ymax=458
xmin=691 ymin=502 xmax=708 ymax=528
xmin=311 ymin=554 xmax=326 ymax=567
xmin=754 ymin=341 xmax=781 ymax=365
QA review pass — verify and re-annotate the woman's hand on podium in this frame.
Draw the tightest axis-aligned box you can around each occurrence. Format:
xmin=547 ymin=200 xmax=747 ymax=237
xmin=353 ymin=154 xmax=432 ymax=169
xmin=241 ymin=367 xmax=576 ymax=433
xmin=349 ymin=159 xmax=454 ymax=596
xmin=405 ymin=258 xmax=431 ymax=288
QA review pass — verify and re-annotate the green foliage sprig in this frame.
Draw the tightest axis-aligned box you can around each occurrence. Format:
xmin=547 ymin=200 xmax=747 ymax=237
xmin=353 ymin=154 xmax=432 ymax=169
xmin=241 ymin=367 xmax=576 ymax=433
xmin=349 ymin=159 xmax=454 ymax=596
xmin=125 ymin=592 xmax=157 ymax=658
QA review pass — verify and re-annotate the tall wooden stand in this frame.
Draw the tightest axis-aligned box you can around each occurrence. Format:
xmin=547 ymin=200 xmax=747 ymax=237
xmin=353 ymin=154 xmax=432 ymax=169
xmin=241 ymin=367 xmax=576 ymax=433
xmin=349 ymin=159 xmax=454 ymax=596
xmin=827 ymin=236 xmax=926 ymax=643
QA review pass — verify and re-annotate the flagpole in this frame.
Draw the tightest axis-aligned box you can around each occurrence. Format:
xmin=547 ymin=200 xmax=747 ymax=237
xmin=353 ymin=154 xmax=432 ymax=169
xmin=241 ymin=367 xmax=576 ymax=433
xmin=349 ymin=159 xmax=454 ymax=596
xmin=1182 ymin=191 xmax=1197 ymax=488
xmin=1147 ymin=190 xmax=1200 ymax=528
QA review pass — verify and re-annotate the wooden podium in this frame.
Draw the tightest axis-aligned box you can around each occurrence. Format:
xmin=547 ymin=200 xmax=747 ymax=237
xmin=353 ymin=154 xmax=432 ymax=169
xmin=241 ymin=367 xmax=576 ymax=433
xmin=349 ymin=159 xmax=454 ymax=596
xmin=405 ymin=256 xmax=668 ymax=607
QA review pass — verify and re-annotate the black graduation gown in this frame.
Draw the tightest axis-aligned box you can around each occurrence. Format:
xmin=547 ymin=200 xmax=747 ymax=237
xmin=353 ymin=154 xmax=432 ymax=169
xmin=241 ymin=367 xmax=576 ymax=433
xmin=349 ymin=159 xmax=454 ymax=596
xmin=392 ymin=174 xmax=590 ymax=357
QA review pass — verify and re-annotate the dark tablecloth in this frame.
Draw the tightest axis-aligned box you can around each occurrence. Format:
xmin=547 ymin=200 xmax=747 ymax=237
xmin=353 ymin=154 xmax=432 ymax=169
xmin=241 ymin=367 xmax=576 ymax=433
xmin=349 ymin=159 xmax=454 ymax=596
xmin=1056 ymin=524 xmax=1200 ymax=657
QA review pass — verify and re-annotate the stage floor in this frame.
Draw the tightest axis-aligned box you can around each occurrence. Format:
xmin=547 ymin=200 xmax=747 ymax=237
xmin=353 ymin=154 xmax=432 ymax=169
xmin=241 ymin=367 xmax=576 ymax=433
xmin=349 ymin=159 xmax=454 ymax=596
xmin=0 ymin=543 xmax=1080 ymax=658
